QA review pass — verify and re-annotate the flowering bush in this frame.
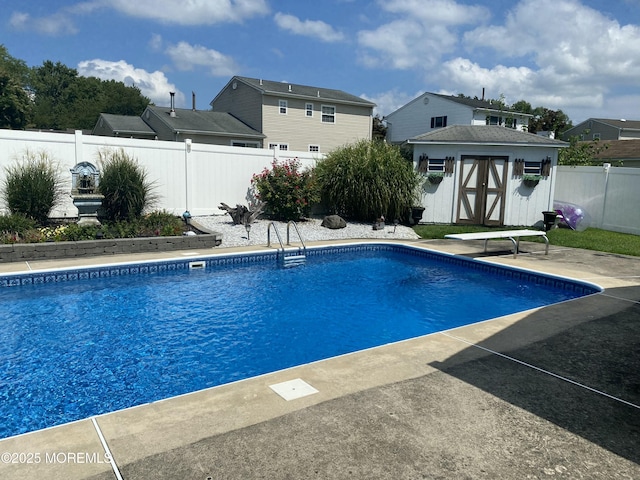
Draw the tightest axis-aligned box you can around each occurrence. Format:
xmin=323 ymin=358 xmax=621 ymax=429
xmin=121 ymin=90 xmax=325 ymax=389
xmin=251 ymin=158 xmax=318 ymax=221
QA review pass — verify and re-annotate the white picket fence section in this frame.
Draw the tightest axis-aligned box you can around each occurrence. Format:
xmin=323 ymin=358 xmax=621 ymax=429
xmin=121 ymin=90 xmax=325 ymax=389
xmin=0 ymin=130 xmax=638 ymax=236
xmin=0 ymin=130 xmax=321 ymax=219
xmin=554 ymin=165 xmax=640 ymax=235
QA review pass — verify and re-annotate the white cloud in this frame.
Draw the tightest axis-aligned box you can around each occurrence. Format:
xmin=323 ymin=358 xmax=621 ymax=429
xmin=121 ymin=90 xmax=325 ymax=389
xmin=164 ymin=41 xmax=239 ymax=77
xmin=274 ymin=13 xmax=345 ymax=42
xmin=77 ymin=59 xmax=183 ymax=107
xmin=105 ymin=0 xmax=269 ymax=25
xmin=361 ymin=89 xmax=421 ymax=117
xmin=357 ymin=0 xmax=490 ymax=69
xmin=465 ymin=0 xmax=640 ymax=81
xmin=9 ymin=11 xmax=77 ymax=35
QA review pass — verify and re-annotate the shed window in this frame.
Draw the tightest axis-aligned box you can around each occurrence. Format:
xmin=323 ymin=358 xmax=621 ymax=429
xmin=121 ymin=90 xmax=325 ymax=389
xmin=524 ymin=161 xmax=542 ymax=175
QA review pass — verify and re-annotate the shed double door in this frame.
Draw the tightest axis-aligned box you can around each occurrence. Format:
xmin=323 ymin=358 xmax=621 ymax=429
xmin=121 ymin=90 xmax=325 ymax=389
xmin=456 ymin=156 xmax=508 ymax=226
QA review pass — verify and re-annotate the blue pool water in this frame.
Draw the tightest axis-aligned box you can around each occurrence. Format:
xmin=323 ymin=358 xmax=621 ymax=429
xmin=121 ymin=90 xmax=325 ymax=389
xmin=0 ymin=244 xmax=598 ymax=439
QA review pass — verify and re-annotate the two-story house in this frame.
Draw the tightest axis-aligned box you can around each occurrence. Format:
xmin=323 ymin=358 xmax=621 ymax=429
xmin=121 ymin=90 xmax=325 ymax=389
xmin=210 ymin=76 xmax=375 ymax=153
xmin=561 ymin=118 xmax=640 ymax=141
xmin=384 ymin=92 xmax=532 ymax=144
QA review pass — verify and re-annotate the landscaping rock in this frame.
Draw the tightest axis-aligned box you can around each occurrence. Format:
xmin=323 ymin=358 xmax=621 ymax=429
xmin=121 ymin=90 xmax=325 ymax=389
xmin=321 ymin=215 xmax=347 ymax=229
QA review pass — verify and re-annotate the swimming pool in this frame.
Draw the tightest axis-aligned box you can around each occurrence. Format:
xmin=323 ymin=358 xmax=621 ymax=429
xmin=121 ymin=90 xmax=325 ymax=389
xmin=0 ymin=243 xmax=599 ymax=439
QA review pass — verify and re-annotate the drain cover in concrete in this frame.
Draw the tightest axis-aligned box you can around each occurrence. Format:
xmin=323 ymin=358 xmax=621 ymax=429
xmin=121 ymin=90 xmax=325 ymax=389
xmin=269 ymin=378 xmax=319 ymax=401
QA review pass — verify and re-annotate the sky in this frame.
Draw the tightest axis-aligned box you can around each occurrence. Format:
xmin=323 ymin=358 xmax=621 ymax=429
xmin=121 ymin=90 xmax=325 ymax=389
xmin=2 ymin=0 xmax=640 ymax=124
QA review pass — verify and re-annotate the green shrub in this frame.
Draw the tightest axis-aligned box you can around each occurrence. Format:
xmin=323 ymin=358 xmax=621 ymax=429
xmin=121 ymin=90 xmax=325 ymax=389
xmin=98 ymin=149 xmax=156 ymax=222
xmin=139 ymin=210 xmax=184 ymax=236
xmin=251 ymin=158 xmax=319 ymax=221
xmin=0 ymin=213 xmax=39 ymax=243
xmin=315 ymin=139 xmax=421 ymax=222
xmin=57 ymin=224 xmax=99 ymax=241
xmin=2 ymin=150 xmax=64 ymax=223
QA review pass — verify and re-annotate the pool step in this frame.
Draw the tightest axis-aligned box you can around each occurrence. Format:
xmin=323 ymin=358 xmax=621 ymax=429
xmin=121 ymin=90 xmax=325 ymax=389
xmin=282 ymin=254 xmax=306 ymax=268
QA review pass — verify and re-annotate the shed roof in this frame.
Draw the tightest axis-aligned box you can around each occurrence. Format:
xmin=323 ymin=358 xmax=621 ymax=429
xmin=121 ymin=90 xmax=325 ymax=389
xmin=408 ymin=125 xmax=568 ymax=147
xmin=145 ymin=106 xmax=264 ymax=138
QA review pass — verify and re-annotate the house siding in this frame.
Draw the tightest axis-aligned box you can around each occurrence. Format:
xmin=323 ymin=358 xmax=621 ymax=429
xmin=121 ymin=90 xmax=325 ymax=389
xmin=211 ymin=80 xmax=263 ymax=132
xmin=261 ymin=95 xmax=372 ymax=152
xmin=385 ymin=94 xmax=473 ymax=143
xmin=386 ymin=93 xmax=530 ymax=143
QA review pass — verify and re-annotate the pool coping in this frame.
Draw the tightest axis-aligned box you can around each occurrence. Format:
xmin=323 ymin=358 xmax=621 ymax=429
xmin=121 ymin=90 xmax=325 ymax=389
xmin=1 ymin=238 xmax=638 ymax=479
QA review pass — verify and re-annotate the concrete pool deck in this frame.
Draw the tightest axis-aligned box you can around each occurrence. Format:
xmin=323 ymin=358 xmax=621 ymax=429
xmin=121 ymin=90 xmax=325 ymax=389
xmin=0 ymin=238 xmax=638 ymax=479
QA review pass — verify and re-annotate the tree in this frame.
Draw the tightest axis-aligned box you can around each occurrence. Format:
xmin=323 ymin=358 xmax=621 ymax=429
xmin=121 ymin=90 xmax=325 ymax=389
xmin=0 ymin=45 xmax=29 ymax=85
xmin=527 ymin=107 xmax=571 ymax=138
xmin=0 ymin=71 xmax=31 ymax=129
xmin=29 ymin=61 xmax=79 ymax=129
xmin=28 ymin=60 xmax=150 ymax=130
xmin=558 ymin=135 xmax=609 ymax=166
xmin=0 ymin=45 xmax=32 ymax=128
xmin=372 ymin=114 xmax=387 ymax=140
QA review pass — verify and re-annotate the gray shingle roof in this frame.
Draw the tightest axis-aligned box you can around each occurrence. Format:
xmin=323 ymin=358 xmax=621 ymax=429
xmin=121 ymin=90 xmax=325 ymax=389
xmin=592 ymin=118 xmax=640 ymax=131
xmin=408 ymin=125 xmax=568 ymax=146
xmin=98 ymin=113 xmax=156 ymax=135
xmin=234 ymin=76 xmax=376 ymax=107
xmin=146 ymin=106 xmax=264 ymax=137
xmin=433 ymin=94 xmax=521 ymax=113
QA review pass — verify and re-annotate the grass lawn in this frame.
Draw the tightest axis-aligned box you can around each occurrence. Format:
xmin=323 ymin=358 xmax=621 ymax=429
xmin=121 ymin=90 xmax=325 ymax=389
xmin=413 ymin=224 xmax=640 ymax=257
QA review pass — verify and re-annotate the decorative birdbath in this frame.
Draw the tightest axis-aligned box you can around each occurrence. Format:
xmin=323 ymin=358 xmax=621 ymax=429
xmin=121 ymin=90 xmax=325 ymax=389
xmin=70 ymin=162 xmax=104 ymax=226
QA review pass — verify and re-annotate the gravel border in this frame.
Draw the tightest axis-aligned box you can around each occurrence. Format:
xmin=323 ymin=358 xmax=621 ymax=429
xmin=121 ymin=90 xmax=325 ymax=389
xmin=191 ymin=215 xmax=420 ymax=248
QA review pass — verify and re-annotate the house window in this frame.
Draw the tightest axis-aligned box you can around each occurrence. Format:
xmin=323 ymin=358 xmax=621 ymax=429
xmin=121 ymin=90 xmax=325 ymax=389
xmin=305 ymin=103 xmax=314 ymax=117
xmin=430 ymin=116 xmax=447 ymax=128
xmin=231 ymin=141 xmax=259 ymax=148
xmin=593 ymin=133 xmax=601 ymax=140
xmin=322 ymin=105 xmax=336 ymax=123
xmin=486 ymin=116 xmax=502 ymax=125
xmin=505 ymin=117 xmax=518 ymax=129
xmin=279 ymin=100 xmax=288 ymax=115
xmin=269 ymin=143 xmax=289 ymax=151
xmin=309 ymin=145 xmax=320 ymax=152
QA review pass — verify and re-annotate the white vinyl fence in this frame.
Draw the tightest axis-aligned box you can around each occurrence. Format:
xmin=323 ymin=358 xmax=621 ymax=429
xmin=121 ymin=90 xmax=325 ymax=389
xmin=554 ymin=165 xmax=640 ymax=235
xmin=0 ymin=130 xmax=320 ymax=219
xmin=1 ymin=130 xmax=638 ymax=236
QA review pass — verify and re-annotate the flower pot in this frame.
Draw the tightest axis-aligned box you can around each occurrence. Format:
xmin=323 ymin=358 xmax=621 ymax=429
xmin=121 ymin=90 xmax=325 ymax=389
xmin=427 ymin=174 xmax=444 ymax=185
xmin=411 ymin=206 xmax=425 ymax=225
xmin=523 ymin=179 xmax=539 ymax=188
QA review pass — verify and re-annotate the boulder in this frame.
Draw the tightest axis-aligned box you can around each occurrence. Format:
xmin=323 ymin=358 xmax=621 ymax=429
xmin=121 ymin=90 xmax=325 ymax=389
xmin=321 ymin=215 xmax=347 ymax=229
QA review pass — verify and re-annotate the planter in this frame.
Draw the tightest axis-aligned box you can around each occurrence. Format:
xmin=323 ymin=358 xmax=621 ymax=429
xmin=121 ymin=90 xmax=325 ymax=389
xmin=410 ymin=206 xmax=425 ymax=225
xmin=542 ymin=211 xmax=558 ymax=231
xmin=427 ymin=174 xmax=444 ymax=185
xmin=523 ymin=178 xmax=539 ymax=188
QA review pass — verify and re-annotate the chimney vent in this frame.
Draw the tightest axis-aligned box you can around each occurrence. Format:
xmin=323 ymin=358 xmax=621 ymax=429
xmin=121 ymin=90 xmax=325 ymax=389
xmin=170 ymin=92 xmax=176 ymax=117
xmin=192 ymin=91 xmax=196 ymax=111
xmin=288 ymin=84 xmax=292 ymax=92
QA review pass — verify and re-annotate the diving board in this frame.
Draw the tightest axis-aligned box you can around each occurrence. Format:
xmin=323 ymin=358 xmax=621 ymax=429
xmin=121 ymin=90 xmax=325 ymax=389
xmin=444 ymin=229 xmax=549 ymax=258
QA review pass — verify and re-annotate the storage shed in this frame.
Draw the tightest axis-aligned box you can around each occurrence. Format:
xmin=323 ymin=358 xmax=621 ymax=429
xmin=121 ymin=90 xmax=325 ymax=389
xmin=407 ymin=125 xmax=568 ymax=226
